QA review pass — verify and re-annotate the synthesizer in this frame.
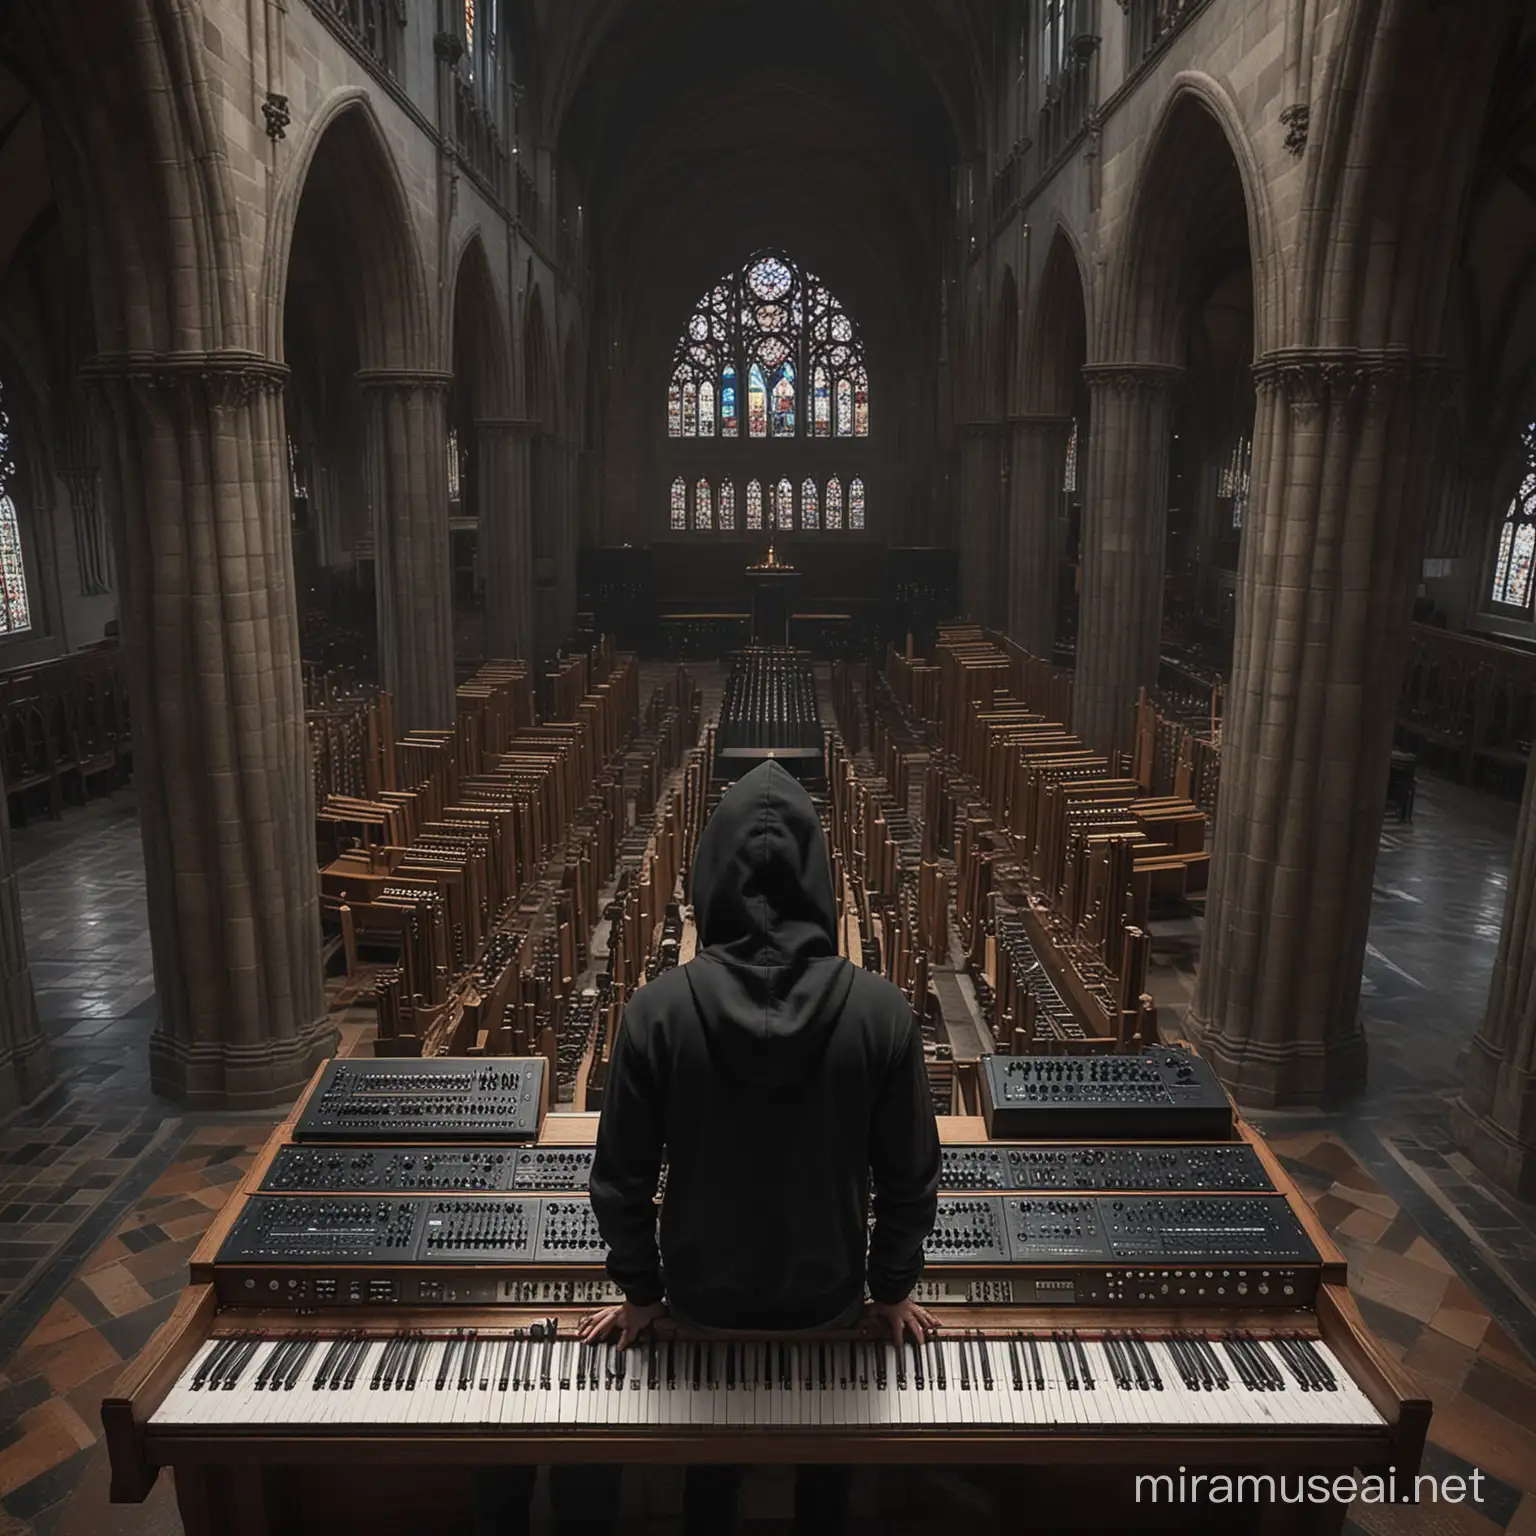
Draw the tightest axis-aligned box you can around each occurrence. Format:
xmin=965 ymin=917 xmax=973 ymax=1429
xmin=940 ymin=1142 xmax=1271 ymax=1192
xmin=102 ymin=1086 xmax=1430 ymax=1534
xmin=210 ymin=1192 xmax=1318 ymax=1309
xmin=261 ymin=1145 xmax=591 ymax=1193
xmin=261 ymin=1142 xmax=1272 ymax=1196
xmin=980 ymin=1050 xmax=1232 ymax=1139
xmin=293 ymin=1059 xmax=546 ymax=1143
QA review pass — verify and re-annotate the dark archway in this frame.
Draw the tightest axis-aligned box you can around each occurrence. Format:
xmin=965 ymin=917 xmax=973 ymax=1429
xmin=280 ymin=103 xmax=433 ymax=679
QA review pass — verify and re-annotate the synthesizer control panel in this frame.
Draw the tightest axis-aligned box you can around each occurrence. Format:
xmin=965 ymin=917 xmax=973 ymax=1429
xmin=940 ymin=1142 xmax=1272 ymax=1192
xmin=980 ymin=1051 xmax=1232 ymax=1139
xmin=215 ymin=1193 xmax=1317 ymax=1309
xmin=260 ymin=1144 xmax=594 ymax=1193
xmin=293 ymin=1059 xmax=546 ymax=1143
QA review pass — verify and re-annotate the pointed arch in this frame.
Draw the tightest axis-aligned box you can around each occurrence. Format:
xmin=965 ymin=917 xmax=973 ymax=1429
xmin=1023 ymin=227 xmax=1090 ymax=415
xmin=450 ymin=231 xmax=513 ymax=418
xmin=1101 ymin=76 xmax=1279 ymax=364
xmin=260 ymin=91 xmax=433 ymax=369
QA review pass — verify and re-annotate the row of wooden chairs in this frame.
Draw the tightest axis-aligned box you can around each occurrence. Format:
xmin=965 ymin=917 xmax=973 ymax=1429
xmin=3 ymin=645 xmax=131 ymax=821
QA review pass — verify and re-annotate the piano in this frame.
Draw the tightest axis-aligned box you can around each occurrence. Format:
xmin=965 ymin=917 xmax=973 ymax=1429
xmin=103 ymin=1061 xmax=1429 ymax=1535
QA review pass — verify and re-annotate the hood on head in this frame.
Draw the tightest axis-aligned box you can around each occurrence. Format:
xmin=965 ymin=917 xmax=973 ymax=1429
xmin=685 ymin=760 xmax=853 ymax=1087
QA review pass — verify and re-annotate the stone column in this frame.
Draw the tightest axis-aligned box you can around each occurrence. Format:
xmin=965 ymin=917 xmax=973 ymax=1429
xmin=359 ymin=370 xmax=455 ymax=729
xmin=478 ymin=418 xmax=536 ymax=658
xmin=1075 ymin=364 xmax=1180 ymax=756
xmin=85 ymin=354 xmax=334 ymax=1109
xmin=1454 ymin=769 xmax=1536 ymax=1195
xmin=1189 ymin=350 xmax=1450 ymax=1106
xmin=1007 ymin=414 xmax=1073 ymax=658
xmin=0 ymin=763 xmax=52 ymax=1115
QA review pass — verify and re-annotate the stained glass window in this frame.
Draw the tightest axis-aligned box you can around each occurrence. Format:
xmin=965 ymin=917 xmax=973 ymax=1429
xmin=1218 ymin=435 xmax=1252 ymax=531
xmin=826 ymin=476 xmax=843 ymax=530
xmin=1063 ymin=418 xmax=1078 ymax=494
xmin=1491 ymin=423 xmax=1536 ymax=613
xmin=695 ymin=479 xmax=713 ymax=530
xmin=748 ymin=364 xmax=768 ymax=439
xmin=719 ymin=482 xmax=736 ymax=531
xmin=447 ymin=427 xmax=463 ymax=504
xmin=721 ymin=367 xmax=738 ymax=435
xmin=747 ymin=480 xmax=764 ymax=530
xmin=664 ymin=250 xmax=873 ymax=529
xmin=670 ymin=476 xmax=687 ymax=531
xmin=850 ymin=477 xmax=866 ymax=531
xmin=802 ymin=478 xmax=819 ymax=531
xmin=0 ymin=400 xmax=32 ymax=635
xmin=776 ymin=477 xmax=794 ymax=531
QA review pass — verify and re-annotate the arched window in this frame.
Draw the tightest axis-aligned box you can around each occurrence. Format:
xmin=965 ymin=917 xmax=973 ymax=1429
xmin=850 ymin=477 xmax=866 ymax=531
xmin=0 ymin=397 xmax=32 ymax=635
xmin=719 ymin=482 xmax=736 ymax=531
xmin=802 ymin=478 xmax=819 ymax=531
xmin=747 ymin=479 xmax=764 ymax=530
xmin=446 ymin=427 xmax=464 ymax=506
xmin=826 ymin=476 xmax=844 ymax=530
xmin=663 ymin=250 xmax=872 ymax=531
xmin=670 ymin=476 xmax=687 ymax=531
xmin=776 ymin=477 xmax=794 ymax=531
xmin=695 ymin=479 xmax=713 ymax=530
xmin=1219 ymin=435 xmax=1252 ymax=532
xmin=1063 ymin=419 xmax=1079 ymax=494
xmin=1491 ymin=423 xmax=1536 ymax=614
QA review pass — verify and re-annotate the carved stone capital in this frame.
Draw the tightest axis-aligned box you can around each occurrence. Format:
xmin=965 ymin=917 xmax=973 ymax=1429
xmin=1252 ymin=348 xmax=1455 ymax=426
xmin=356 ymin=368 xmax=454 ymax=398
xmin=81 ymin=351 xmax=289 ymax=411
xmin=1081 ymin=362 xmax=1182 ymax=395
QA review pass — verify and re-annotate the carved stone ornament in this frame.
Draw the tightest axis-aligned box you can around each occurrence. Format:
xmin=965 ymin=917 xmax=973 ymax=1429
xmin=355 ymin=369 xmax=454 ymax=398
xmin=263 ymin=93 xmax=291 ymax=141
xmin=1251 ymin=349 xmax=1455 ymax=426
xmin=434 ymin=31 xmax=464 ymax=65
xmin=80 ymin=352 xmax=289 ymax=411
xmin=1280 ymin=103 xmax=1310 ymax=156
xmin=1081 ymin=362 xmax=1183 ymax=394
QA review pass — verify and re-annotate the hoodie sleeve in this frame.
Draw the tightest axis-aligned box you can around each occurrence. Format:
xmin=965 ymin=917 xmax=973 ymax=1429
xmin=589 ymin=1008 xmax=666 ymax=1307
xmin=866 ymin=1009 xmax=940 ymax=1305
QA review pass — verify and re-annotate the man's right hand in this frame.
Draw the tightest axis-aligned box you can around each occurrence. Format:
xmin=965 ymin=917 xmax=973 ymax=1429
xmin=866 ymin=1296 xmax=938 ymax=1346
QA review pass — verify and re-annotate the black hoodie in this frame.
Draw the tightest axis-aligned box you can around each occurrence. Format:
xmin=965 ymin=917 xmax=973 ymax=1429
xmin=588 ymin=760 xmax=940 ymax=1330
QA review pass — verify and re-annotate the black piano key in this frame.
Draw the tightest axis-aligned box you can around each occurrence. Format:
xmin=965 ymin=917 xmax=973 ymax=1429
xmin=910 ymin=1338 xmax=924 ymax=1390
xmin=1220 ymin=1334 xmax=1257 ymax=1390
xmin=615 ymin=1342 xmax=627 ymax=1387
xmin=692 ymin=1342 xmax=703 ymax=1391
xmin=1053 ymin=1335 xmax=1075 ymax=1391
xmin=818 ymin=1342 xmax=829 ymax=1391
xmin=542 ymin=1324 xmax=556 ymax=1390
xmin=437 ymin=1336 xmax=458 ymax=1391
xmin=223 ymin=1338 xmax=262 ymax=1390
xmin=1131 ymin=1335 xmax=1161 ymax=1391
xmin=286 ymin=1337 xmax=318 ymax=1391
xmin=930 ymin=1338 xmax=946 ymax=1390
xmin=858 ymin=1341 xmax=869 ymax=1390
xmin=894 ymin=1343 xmax=907 ymax=1390
xmin=342 ymin=1337 xmax=370 ymax=1390
xmin=253 ymin=1340 xmax=285 ymax=1392
xmin=1242 ymin=1335 xmax=1284 ymax=1391
xmin=1069 ymin=1334 xmax=1090 ymax=1392
xmin=371 ymin=1336 xmax=398 ymax=1392
xmin=458 ymin=1333 xmax=477 ymax=1393
xmin=647 ymin=1334 xmax=659 ymax=1390
xmin=1007 ymin=1336 xmax=1023 ymax=1392
xmin=1107 ymin=1335 xmax=1134 ymax=1390
xmin=1167 ymin=1336 xmax=1199 ymax=1391
xmin=726 ymin=1341 xmax=737 ymax=1390
xmin=1195 ymin=1337 xmax=1228 ymax=1390
xmin=779 ymin=1342 xmax=791 ymax=1390
xmin=959 ymin=1338 xmax=973 ymax=1391
xmin=1027 ymin=1336 xmax=1044 ymax=1392
xmin=1294 ymin=1337 xmax=1337 ymax=1391
xmin=1270 ymin=1336 xmax=1311 ymax=1391
xmin=192 ymin=1337 xmax=234 ymax=1392
xmin=495 ymin=1336 xmax=512 ymax=1392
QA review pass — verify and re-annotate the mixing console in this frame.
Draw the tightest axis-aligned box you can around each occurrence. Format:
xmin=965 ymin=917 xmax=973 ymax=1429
xmin=261 ymin=1144 xmax=594 ymax=1193
xmin=418 ymin=1199 xmax=538 ymax=1261
xmin=981 ymin=1051 xmax=1231 ymax=1139
xmin=940 ymin=1143 xmax=1271 ymax=1192
xmin=294 ymin=1059 xmax=546 ymax=1143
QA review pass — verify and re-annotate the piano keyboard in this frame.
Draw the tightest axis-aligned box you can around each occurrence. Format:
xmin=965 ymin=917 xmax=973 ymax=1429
xmin=151 ymin=1328 xmax=1383 ymax=1433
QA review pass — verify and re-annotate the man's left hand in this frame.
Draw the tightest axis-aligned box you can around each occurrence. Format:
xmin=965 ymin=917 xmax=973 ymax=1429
xmin=579 ymin=1298 xmax=668 ymax=1349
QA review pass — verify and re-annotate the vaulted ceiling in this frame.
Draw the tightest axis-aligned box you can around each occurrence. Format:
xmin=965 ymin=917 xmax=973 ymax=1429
xmin=538 ymin=0 xmax=992 ymax=368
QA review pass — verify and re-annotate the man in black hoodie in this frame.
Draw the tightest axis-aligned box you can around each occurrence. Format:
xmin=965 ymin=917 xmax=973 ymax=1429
xmin=582 ymin=759 xmax=941 ymax=1532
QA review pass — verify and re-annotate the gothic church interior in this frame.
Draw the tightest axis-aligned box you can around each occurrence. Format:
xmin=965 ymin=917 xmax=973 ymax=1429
xmin=1 ymin=0 xmax=1536 ymax=1531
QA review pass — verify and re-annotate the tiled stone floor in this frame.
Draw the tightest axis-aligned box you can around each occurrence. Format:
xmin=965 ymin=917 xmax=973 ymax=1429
xmin=3 ymin=770 xmax=1536 ymax=1531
